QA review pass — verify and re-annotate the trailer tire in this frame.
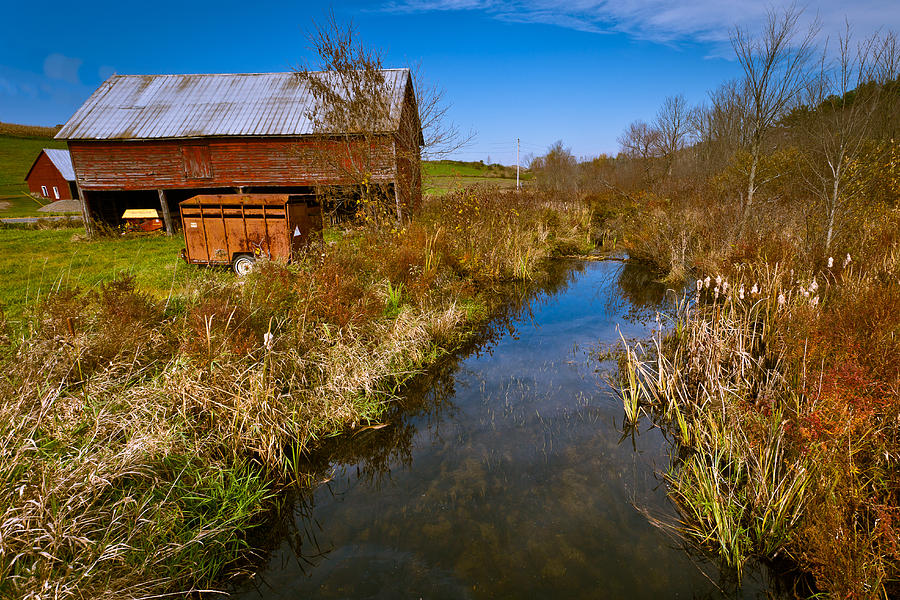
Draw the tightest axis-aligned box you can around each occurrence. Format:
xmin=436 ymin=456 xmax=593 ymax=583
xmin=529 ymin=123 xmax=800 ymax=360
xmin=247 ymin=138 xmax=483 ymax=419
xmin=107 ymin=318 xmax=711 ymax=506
xmin=232 ymin=254 xmax=256 ymax=276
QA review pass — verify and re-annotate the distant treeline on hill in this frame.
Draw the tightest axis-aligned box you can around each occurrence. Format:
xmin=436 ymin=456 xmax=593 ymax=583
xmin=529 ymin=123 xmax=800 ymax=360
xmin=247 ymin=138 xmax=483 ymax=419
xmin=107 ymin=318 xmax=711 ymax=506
xmin=0 ymin=122 xmax=61 ymax=139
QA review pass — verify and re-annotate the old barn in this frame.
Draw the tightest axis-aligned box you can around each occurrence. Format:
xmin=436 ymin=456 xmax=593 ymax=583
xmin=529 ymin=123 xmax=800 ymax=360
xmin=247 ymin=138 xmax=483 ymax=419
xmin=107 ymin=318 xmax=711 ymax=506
xmin=55 ymin=69 xmax=423 ymax=233
xmin=25 ymin=149 xmax=78 ymax=201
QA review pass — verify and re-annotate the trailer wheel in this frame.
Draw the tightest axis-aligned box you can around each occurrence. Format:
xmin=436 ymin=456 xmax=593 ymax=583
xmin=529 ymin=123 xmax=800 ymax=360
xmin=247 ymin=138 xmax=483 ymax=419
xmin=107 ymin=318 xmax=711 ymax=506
xmin=232 ymin=254 xmax=256 ymax=276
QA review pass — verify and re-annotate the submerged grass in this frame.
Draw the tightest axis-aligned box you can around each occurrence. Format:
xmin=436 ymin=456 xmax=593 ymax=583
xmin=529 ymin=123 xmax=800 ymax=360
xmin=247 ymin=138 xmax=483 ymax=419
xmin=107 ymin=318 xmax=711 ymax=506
xmin=0 ymin=188 xmax=593 ymax=599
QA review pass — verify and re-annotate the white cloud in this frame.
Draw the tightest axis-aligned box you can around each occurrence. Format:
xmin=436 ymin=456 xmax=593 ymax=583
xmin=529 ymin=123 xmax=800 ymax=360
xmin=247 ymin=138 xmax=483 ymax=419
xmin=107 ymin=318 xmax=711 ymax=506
xmin=43 ymin=53 xmax=83 ymax=85
xmin=383 ymin=0 xmax=900 ymax=46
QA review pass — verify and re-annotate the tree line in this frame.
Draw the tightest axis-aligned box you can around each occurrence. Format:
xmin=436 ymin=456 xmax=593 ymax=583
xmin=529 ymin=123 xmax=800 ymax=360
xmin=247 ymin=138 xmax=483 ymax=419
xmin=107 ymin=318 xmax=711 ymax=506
xmin=531 ymin=7 xmax=900 ymax=261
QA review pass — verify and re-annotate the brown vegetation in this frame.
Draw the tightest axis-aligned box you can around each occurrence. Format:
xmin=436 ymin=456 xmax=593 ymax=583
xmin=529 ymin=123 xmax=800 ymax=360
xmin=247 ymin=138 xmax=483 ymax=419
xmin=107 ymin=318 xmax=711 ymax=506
xmin=0 ymin=189 xmax=592 ymax=599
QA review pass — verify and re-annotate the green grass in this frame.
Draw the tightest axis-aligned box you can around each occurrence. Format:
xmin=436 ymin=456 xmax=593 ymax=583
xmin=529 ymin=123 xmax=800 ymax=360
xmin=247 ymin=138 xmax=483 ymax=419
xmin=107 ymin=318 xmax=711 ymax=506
xmin=423 ymin=160 xmax=531 ymax=195
xmin=0 ymin=133 xmax=69 ymax=218
xmin=0 ymin=228 xmax=188 ymax=319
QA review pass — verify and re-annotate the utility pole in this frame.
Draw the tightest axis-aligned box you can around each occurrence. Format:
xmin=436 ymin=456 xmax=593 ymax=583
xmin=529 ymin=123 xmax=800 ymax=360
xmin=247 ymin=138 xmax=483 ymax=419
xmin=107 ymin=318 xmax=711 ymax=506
xmin=516 ymin=137 xmax=520 ymax=191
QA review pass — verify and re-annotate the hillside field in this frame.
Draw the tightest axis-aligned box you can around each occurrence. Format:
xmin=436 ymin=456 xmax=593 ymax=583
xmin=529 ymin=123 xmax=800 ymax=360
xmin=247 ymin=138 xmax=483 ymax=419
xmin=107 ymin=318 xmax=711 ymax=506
xmin=423 ymin=159 xmax=531 ymax=194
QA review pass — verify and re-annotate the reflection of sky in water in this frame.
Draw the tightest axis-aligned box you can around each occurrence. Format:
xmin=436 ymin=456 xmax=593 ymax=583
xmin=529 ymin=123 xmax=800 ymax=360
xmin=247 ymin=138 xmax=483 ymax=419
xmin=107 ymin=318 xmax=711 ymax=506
xmin=237 ymin=261 xmax=786 ymax=600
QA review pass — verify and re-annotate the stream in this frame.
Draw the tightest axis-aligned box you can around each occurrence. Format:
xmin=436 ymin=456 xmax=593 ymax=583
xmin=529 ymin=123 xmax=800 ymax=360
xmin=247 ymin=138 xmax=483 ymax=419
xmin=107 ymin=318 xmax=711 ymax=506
xmin=236 ymin=259 xmax=796 ymax=599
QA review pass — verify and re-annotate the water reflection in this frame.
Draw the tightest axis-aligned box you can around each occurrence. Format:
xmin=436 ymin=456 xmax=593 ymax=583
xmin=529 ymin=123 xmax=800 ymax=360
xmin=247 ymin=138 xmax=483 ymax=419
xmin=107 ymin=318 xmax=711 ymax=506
xmin=236 ymin=260 xmax=792 ymax=600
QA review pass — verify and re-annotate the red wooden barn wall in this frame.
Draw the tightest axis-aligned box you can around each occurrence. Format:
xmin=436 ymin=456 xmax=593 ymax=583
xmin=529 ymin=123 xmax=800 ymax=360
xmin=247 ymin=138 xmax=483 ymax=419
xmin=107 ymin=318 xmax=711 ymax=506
xmin=68 ymin=136 xmax=399 ymax=191
xmin=26 ymin=152 xmax=74 ymax=200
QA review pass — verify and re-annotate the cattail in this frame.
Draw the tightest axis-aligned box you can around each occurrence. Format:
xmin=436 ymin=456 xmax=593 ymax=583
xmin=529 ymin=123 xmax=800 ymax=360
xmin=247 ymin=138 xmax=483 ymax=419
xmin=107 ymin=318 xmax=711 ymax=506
xmin=809 ymin=277 xmax=818 ymax=293
xmin=801 ymin=289 xmax=810 ymax=298
xmin=751 ymin=283 xmax=758 ymax=296
xmin=843 ymin=253 xmax=852 ymax=268
xmin=739 ymin=285 xmax=745 ymax=300
xmin=811 ymin=296 xmax=819 ymax=307
xmin=704 ymin=276 xmax=711 ymax=289
xmin=713 ymin=286 xmax=719 ymax=299
xmin=778 ymin=293 xmax=786 ymax=306
xmin=715 ymin=275 xmax=722 ymax=287
xmin=722 ymin=280 xmax=729 ymax=293
xmin=696 ymin=279 xmax=703 ymax=292
xmin=263 ymin=332 xmax=274 ymax=351
xmin=827 ymin=256 xmax=834 ymax=268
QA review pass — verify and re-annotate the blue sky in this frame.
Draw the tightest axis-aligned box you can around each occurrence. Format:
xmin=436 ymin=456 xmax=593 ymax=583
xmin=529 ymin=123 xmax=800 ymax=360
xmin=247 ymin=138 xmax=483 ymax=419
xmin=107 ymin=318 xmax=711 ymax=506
xmin=1 ymin=1 xmax=897 ymax=164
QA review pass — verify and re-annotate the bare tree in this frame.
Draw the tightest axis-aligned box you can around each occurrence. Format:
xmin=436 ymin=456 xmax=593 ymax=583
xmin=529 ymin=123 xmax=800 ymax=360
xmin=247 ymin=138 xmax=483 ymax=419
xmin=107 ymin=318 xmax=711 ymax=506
xmin=409 ymin=63 xmax=474 ymax=161
xmin=617 ymin=120 xmax=662 ymax=185
xmin=531 ymin=140 xmax=578 ymax=194
xmin=297 ymin=13 xmax=396 ymax=223
xmin=869 ymin=31 xmax=900 ymax=140
xmin=653 ymin=94 xmax=694 ymax=177
xmin=795 ymin=27 xmax=892 ymax=251
xmin=297 ymin=12 xmax=467 ymax=224
xmin=730 ymin=5 xmax=818 ymax=230
xmin=691 ymin=80 xmax=751 ymax=178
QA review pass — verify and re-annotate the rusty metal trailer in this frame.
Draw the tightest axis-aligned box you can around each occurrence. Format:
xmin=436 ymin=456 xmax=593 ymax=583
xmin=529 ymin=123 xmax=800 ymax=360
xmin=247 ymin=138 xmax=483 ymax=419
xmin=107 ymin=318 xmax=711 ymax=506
xmin=179 ymin=194 xmax=321 ymax=275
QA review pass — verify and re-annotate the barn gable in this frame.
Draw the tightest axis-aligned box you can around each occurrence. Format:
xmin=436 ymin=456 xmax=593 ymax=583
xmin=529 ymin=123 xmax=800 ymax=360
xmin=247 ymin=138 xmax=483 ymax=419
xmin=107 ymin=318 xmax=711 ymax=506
xmin=25 ymin=149 xmax=75 ymax=182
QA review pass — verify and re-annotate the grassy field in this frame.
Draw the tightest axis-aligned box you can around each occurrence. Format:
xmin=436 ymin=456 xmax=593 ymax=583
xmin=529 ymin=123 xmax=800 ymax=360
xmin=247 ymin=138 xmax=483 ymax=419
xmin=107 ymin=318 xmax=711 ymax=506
xmin=423 ymin=159 xmax=530 ymax=194
xmin=0 ymin=228 xmax=187 ymax=320
xmin=0 ymin=125 xmax=70 ymax=217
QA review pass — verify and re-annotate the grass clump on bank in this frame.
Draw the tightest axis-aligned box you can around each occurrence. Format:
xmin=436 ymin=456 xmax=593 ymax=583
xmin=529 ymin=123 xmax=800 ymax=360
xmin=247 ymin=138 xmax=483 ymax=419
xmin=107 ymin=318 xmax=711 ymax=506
xmin=0 ymin=188 xmax=593 ymax=599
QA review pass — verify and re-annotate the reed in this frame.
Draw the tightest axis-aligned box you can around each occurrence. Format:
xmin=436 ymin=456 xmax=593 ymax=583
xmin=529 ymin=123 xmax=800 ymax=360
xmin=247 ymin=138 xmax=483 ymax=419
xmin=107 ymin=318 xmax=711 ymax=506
xmin=617 ymin=248 xmax=900 ymax=596
xmin=618 ymin=269 xmax=808 ymax=565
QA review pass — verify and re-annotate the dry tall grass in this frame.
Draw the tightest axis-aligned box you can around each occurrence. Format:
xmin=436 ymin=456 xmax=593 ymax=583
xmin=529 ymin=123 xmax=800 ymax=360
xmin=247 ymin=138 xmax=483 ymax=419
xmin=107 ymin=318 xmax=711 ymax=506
xmin=618 ymin=228 xmax=900 ymax=596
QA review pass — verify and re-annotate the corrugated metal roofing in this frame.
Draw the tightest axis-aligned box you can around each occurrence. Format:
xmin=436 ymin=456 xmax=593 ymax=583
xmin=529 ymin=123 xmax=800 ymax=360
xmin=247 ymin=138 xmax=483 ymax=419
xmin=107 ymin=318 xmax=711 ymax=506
xmin=56 ymin=69 xmax=411 ymax=141
xmin=43 ymin=149 xmax=76 ymax=180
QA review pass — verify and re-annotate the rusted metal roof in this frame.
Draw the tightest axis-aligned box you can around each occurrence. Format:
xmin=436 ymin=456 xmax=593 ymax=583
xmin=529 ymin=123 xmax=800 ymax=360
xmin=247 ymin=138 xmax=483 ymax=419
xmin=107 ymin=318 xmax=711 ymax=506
xmin=43 ymin=149 xmax=76 ymax=180
xmin=56 ymin=70 xmax=412 ymax=141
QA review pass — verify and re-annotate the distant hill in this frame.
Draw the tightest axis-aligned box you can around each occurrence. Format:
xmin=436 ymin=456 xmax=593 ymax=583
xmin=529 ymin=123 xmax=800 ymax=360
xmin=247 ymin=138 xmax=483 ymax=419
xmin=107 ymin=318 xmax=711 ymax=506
xmin=426 ymin=159 xmax=523 ymax=179
xmin=0 ymin=122 xmax=61 ymax=139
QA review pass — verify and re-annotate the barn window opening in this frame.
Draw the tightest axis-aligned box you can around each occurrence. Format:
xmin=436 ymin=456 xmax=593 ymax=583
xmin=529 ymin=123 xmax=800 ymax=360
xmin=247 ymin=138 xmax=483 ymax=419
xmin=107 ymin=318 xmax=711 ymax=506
xmin=53 ymin=186 xmax=60 ymax=199
xmin=41 ymin=186 xmax=48 ymax=197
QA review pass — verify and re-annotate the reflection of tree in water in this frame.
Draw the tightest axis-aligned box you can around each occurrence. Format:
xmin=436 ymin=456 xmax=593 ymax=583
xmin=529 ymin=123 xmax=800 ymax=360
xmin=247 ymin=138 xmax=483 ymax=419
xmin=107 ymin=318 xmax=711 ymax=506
xmin=603 ymin=260 xmax=674 ymax=324
xmin=238 ymin=259 xmax=584 ymax=585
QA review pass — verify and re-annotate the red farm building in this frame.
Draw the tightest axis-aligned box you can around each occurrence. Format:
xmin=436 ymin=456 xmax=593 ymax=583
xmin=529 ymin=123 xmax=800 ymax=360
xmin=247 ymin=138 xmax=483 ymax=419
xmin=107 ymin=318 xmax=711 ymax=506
xmin=25 ymin=149 xmax=78 ymax=201
xmin=55 ymin=70 xmax=423 ymax=234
